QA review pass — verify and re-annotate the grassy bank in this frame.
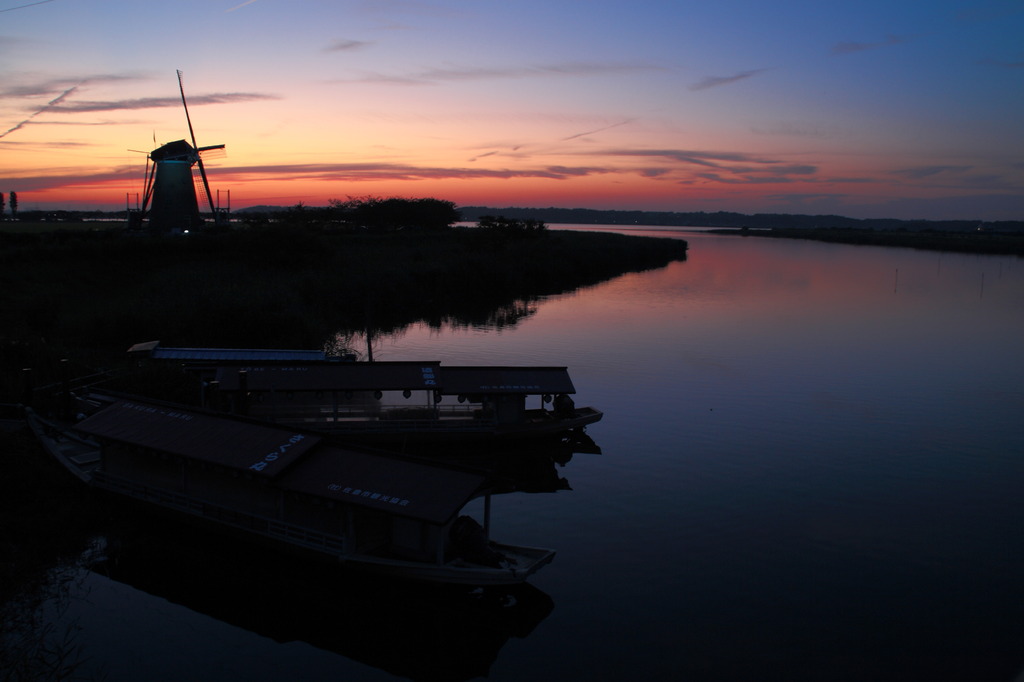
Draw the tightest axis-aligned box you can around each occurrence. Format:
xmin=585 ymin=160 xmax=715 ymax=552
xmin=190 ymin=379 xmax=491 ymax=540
xmin=0 ymin=225 xmax=686 ymax=400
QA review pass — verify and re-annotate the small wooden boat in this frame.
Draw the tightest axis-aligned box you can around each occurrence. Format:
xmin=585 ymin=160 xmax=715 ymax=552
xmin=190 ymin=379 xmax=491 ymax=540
xmin=26 ymin=396 xmax=556 ymax=585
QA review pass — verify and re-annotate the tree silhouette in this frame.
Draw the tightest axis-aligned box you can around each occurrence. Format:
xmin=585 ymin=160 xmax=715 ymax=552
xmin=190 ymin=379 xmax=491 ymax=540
xmin=9 ymin=191 xmax=17 ymax=218
xmin=331 ymin=196 xmax=460 ymax=232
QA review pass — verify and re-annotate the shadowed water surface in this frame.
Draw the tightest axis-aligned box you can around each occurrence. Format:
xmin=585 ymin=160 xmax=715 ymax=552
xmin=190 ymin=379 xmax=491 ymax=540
xmin=28 ymin=227 xmax=1024 ymax=680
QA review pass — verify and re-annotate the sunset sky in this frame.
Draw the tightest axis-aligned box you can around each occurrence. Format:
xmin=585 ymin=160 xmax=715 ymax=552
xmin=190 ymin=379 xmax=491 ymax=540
xmin=2 ymin=0 xmax=1022 ymax=220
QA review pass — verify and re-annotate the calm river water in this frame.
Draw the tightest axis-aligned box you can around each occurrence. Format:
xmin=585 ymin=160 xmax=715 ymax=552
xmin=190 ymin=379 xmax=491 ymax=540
xmin=40 ymin=227 xmax=1024 ymax=681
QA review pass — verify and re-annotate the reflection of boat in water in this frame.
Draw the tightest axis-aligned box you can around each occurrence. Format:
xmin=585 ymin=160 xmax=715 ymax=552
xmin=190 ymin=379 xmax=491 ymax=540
xmin=26 ymin=393 xmax=562 ymax=585
xmin=127 ymin=342 xmax=603 ymax=445
xmin=89 ymin=515 xmax=554 ymax=682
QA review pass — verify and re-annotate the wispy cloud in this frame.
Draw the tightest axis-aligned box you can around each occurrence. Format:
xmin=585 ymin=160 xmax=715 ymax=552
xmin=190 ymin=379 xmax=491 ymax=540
xmin=216 ymin=161 xmax=610 ymax=182
xmin=0 ymin=85 xmax=77 ymax=139
xmin=831 ymin=35 xmax=906 ymax=55
xmin=598 ymin=147 xmax=818 ymax=183
xmin=324 ymin=39 xmax=372 ymax=52
xmin=696 ymin=172 xmax=795 ymax=185
xmin=0 ymin=0 xmax=55 ymax=13
xmin=333 ymin=61 xmax=662 ymax=86
xmin=47 ymin=92 xmax=278 ymax=113
xmin=225 ymin=0 xmax=260 ymax=12
xmin=561 ymin=119 xmax=634 ymax=142
xmin=0 ymin=139 xmax=93 ymax=150
xmin=0 ymin=165 xmax=139 ymax=188
xmin=891 ymin=165 xmax=972 ymax=179
xmin=6 ymin=132 xmax=833 ymax=193
xmin=604 ymin=148 xmax=781 ymax=168
xmin=688 ymin=69 xmax=768 ymax=91
xmin=750 ymin=121 xmax=845 ymax=139
xmin=0 ymin=74 xmax=143 ymax=99
xmin=1 ymin=74 xmax=277 ymax=138
xmin=9 ymin=119 xmax=136 ymax=127
xmin=4 ymin=149 xmax=825 ymax=193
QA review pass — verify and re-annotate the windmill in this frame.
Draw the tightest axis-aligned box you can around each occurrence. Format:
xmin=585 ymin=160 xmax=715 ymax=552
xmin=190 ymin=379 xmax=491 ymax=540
xmin=135 ymin=71 xmax=226 ymax=232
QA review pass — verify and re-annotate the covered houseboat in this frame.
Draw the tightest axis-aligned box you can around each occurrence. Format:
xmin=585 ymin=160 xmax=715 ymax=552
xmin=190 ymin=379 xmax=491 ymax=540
xmin=210 ymin=362 xmax=601 ymax=443
xmin=128 ymin=342 xmax=602 ymax=444
xmin=28 ymin=395 xmax=555 ymax=584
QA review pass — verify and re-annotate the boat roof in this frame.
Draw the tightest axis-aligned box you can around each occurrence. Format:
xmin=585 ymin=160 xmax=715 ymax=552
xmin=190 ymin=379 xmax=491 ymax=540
xmin=212 ymin=363 xmax=576 ymax=395
xmin=74 ymin=399 xmax=319 ymax=479
xmin=437 ymin=366 xmax=575 ymax=395
xmin=278 ymin=447 xmax=483 ymax=526
xmin=128 ymin=340 xmax=332 ymax=363
xmin=73 ymin=398 xmax=485 ymax=524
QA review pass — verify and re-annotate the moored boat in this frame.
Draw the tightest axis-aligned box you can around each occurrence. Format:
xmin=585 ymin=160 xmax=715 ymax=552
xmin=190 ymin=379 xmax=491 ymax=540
xmin=128 ymin=342 xmax=603 ymax=445
xmin=210 ymin=362 xmax=602 ymax=444
xmin=26 ymin=396 xmax=556 ymax=585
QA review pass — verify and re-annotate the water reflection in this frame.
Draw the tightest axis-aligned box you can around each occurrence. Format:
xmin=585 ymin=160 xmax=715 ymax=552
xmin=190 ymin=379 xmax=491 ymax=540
xmin=65 ymin=442 xmax=583 ymax=681
xmin=18 ymin=227 xmax=1023 ymax=679
xmin=326 ymin=301 xmax=544 ymax=361
xmin=89 ymin=518 xmax=553 ymax=682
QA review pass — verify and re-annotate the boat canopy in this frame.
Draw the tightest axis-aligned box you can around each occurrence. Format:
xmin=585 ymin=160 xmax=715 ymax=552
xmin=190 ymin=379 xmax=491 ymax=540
xmin=74 ymin=399 xmax=321 ymax=478
xmin=73 ymin=397 xmax=487 ymax=524
xmin=128 ymin=340 xmax=332 ymax=363
xmin=278 ymin=447 xmax=484 ymax=525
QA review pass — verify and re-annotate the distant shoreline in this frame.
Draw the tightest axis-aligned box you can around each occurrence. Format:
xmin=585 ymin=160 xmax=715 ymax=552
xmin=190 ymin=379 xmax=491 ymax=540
xmin=8 ymin=205 xmax=1023 ymax=234
xmin=711 ymin=227 xmax=1024 ymax=256
xmin=455 ymin=206 xmax=1024 ymax=234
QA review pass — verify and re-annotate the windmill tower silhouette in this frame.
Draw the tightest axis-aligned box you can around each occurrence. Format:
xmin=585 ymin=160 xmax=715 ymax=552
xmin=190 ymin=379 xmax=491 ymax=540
xmin=134 ymin=71 xmax=226 ymax=232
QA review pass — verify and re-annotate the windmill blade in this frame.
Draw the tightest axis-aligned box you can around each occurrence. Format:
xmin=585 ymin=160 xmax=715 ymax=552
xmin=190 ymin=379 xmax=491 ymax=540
xmin=195 ymin=155 xmax=217 ymax=215
xmin=177 ymin=70 xmax=219 ymax=215
xmin=141 ymin=156 xmax=156 ymax=213
xmin=177 ymin=70 xmax=199 ymax=151
xmin=197 ymin=144 xmax=226 ymax=162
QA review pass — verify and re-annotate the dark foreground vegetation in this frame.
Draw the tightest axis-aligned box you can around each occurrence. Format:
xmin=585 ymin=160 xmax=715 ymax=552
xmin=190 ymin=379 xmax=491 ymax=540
xmin=0 ymin=220 xmax=687 ymax=401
